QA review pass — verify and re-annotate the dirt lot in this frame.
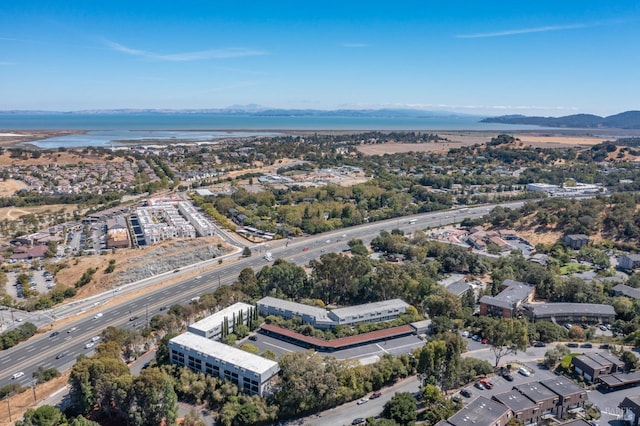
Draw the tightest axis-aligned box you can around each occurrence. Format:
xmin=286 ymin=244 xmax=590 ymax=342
xmin=0 ymin=204 xmax=78 ymax=222
xmin=0 ymin=178 xmax=28 ymax=196
xmin=512 ymin=133 xmax=608 ymax=148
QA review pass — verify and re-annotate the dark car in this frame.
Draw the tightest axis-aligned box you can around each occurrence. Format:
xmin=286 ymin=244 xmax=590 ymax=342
xmin=566 ymin=343 xmax=579 ymax=348
xmin=159 ymin=305 xmax=169 ymax=311
xmin=50 ymin=331 xmax=59 ymax=338
xmin=248 ymin=335 xmax=257 ymax=341
xmin=460 ymin=389 xmax=472 ymax=398
xmin=503 ymin=373 xmax=514 ymax=382
xmin=129 ymin=316 xmax=138 ymax=321
xmin=55 ymin=352 xmax=66 ymax=359
xmin=533 ymin=341 xmax=546 ymax=347
xmin=370 ymin=390 xmax=382 ymax=399
xmin=173 ymin=269 xmax=180 ymax=273
xmin=352 ymin=418 xmax=365 ymax=425
xmin=599 ymin=344 xmax=610 ymax=349
xmin=581 ymin=343 xmax=593 ymax=348
xmin=474 ymin=381 xmax=486 ymax=390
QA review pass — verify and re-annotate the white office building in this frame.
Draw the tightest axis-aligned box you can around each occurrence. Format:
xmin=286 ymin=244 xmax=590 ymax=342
xmin=188 ymin=302 xmax=254 ymax=340
xmin=169 ymin=332 xmax=280 ymax=396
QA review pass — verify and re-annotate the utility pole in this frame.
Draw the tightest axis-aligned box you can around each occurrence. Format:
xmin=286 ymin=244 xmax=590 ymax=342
xmin=5 ymin=396 xmax=11 ymax=422
xmin=145 ymin=304 xmax=149 ymax=327
xmin=32 ymin=380 xmax=37 ymax=402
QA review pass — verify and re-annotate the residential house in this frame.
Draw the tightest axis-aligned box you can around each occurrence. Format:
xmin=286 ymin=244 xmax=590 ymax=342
xmin=563 ymin=234 xmax=589 ymax=249
xmin=571 ymin=352 xmax=626 ymax=382
xmin=620 ymin=395 xmax=640 ymax=426
xmin=444 ymin=396 xmax=513 ymax=426
xmin=618 ymin=254 xmax=640 ymax=271
xmin=539 ymin=377 xmax=588 ymax=419
xmin=611 ymin=283 xmax=640 ymax=300
xmin=513 ymin=382 xmax=559 ymax=419
xmin=492 ymin=390 xmax=541 ymax=425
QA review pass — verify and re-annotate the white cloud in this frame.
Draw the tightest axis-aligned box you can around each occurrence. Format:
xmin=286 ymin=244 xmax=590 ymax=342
xmin=102 ymin=39 xmax=268 ymax=61
xmin=456 ymin=23 xmax=592 ymax=39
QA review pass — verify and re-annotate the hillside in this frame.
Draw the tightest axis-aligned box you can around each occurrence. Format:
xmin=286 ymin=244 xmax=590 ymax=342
xmin=481 ymin=111 xmax=640 ymax=129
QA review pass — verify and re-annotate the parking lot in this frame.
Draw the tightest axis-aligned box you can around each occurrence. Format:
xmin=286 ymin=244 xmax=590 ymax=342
xmin=4 ymin=269 xmax=54 ymax=300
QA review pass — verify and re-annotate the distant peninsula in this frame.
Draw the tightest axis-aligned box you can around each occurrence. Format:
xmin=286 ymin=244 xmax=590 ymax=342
xmin=481 ymin=110 xmax=640 ymax=129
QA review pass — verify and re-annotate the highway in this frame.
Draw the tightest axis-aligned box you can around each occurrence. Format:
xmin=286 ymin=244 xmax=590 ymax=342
xmin=0 ymin=201 xmax=525 ymax=389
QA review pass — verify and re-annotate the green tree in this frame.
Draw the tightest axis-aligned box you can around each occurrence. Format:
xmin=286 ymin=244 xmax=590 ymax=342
xmin=621 ymin=351 xmax=638 ymax=371
xmin=383 ymin=392 xmax=417 ymax=426
xmin=15 ymin=405 xmax=65 ymax=426
xmin=485 ymin=318 xmax=529 ymax=367
xmin=129 ymin=368 xmax=178 ymax=426
xmin=240 ymin=343 xmax=259 ymax=355
xmin=242 ymin=246 xmax=252 ymax=257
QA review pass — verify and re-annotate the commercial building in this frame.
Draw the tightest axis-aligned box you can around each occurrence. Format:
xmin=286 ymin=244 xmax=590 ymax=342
xmin=520 ymin=303 xmax=615 ymax=324
xmin=479 ymin=279 xmax=535 ymax=318
xmin=571 ymin=352 xmax=625 ymax=382
xmin=187 ymin=302 xmax=254 ymax=340
xmin=256 ymin=297 xmax=410 ymax=329
xmin=168 ymin=332 xmax=279 ymax=396
xmin=106 ymin=216 xmax=131 ymax=249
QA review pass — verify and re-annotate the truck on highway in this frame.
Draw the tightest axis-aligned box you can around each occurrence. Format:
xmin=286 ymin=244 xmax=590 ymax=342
xmin=264 ymin=252 xmax=273 ymax=261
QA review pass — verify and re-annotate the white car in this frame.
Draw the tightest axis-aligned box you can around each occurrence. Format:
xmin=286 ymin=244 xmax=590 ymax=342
xmin=94 ymin=313 xmax=103 ymax=319
xmin=518 ymin=367 xmax=531 ymax=377
xmin=91 ymin=336 xmax=100 ymax=342
xmin=357 ymin=397 xmax=369 ymax=405
xmin=12 ymin=372 xmax=24 ymax=380
xmin=85 ymin=342 xmax=94 ymax=349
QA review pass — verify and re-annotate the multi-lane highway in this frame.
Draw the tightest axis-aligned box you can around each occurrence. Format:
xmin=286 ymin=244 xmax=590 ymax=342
xmin=0 ymin=202 xmax=524 ymax=389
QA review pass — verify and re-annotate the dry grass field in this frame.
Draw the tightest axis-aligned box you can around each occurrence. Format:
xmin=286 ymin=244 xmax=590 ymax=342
xmin=0 ymin=204 xmax=78 ymax=221
xmin=0 ymin=178 xmax=28 ymax=196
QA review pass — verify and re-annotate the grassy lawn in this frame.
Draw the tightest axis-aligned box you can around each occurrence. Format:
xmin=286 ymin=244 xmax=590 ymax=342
xmin=559 ymin=262 xmax=592 ymax=275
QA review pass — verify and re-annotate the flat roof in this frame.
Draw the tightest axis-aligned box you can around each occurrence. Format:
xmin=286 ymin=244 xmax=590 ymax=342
xmin=492 ymin=390 xmax=539 ymax=412
xmin=260 ymin=323 xmax=414 ymax=350
xmin=480 ymin=280 xmax=534 ymax=310
xmin=513 ymin=382 xmax=557 ymax=402
xmin=447 ymin=396 xmax=510 ymax=426
xmin=169 ymin=332 xmax=278 ymax=375
xmin=539 ymin=377 xmax=585 ymax=397
xmin=522 ymin=303 xmax=615 ymax=317
xmin=257 ymin=296 xmax=329 ymax=319
xmin=330 ymin=299 xmax=409 ymax=321
xmin=600 ymin=371 xmax=640 ymax=388
xmin=188 ymin=302 xmax=254 ymax=334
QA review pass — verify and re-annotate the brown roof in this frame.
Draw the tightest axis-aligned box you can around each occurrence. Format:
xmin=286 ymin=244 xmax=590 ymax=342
xmin=260 ymin=323 xmax=414 ymax=350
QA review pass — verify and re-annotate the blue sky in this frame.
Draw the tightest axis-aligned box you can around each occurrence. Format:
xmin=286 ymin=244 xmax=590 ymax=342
xmin=1 ymin=1 xmax=638 ymax=116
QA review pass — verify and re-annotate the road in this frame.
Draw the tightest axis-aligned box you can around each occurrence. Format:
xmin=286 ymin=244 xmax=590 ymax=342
xmin=0 ymin=202 xmax=525 ymax=389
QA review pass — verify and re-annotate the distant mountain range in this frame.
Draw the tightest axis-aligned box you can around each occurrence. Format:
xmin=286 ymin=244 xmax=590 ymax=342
xmin=0 ymin=107 xmax=479 ymax=119
xmin=481 ymin=111 xmax=640 ymax=129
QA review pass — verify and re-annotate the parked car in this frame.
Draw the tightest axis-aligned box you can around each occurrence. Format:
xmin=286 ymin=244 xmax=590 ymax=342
xmin=479 ymin=379 xmax=493 ymax=389
xmin=461 ymin=331 xmax=469 ymax=338
xmin=248 ymin=335 xmax=257 ymax=341
xmin=352 ymin=418 xmax=365 ymax=425
xmin=370 ymin=391 xmax=382 ymax=399
xmin=518 ymin=367 xmax=531 ymax=377
xmin=474 ymin=381 xmax=486 ymax=390
xmin=566 ymin=342 xmax=579 ymax=348
xmin=460 ymin=389 xmax=472 ymax=398
xmin=599 ymin=325 xmax=607 ymax=331
xmin=580 ymin=343 xmax=593 ymax=348
xmin=599 ymin=344 xmax=610 ymax=349
xmin=564 ymin=323 xmax=572 ymax=330
xmin=503 ymin=373 xmax=514 ymax=382
xmin=357 ymin=397 xmax=369 ymax=405
xmin=533 ymin=341 xmax=546 ymax=347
